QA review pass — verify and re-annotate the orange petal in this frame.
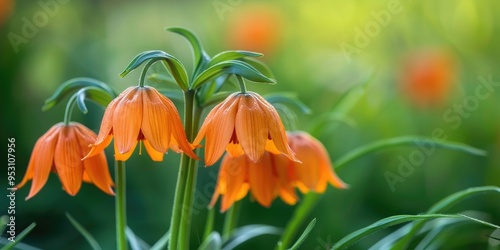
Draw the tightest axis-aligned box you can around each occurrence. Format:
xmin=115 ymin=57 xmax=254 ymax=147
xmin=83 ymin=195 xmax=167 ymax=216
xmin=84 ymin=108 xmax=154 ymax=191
xmin=94 ymin=87 xmax=133 ymax=144
xmin=248 ymin=153 xmax=278 ymax=207
xmin=53 ymin=126 xmax=83 ymax=196
xmin=202 ymin=95 xmax=240 ymax=166
xmin=159 ymin=93 xmax=199 ymax=160
xmin=112 ymin=87 xmax=142 ymax=155
xmin=84 ymin=134 xmax=113 ymax=160
xmin=74 ymin=123 xmax=114 ymax=195
xmin=235 ymin=94 xmax=267 ymax=163
xmin=143 ymin=140 xmax=165 ymax=161
xmin=21 ymin=124 xmax=61 ymax=199
xmin=114 ymin=140 xmax=136 ymax=161
xmin=272 ymin=154 xmax=298 ymax=205
xmin=141 ymin=87 xmax=171 ymax=154
xmin=219 ymin=154 xmax=249 ymax=212
xmin=226 ymin=142 xmax=244 ymax=158
xmin=253 ymin=92 xmax=299 ymax=162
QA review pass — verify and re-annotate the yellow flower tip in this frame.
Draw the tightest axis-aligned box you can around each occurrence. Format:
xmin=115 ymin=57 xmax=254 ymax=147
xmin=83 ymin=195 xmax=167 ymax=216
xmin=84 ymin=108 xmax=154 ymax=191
xmin=18 ymin=122 xmax=113 ymax=198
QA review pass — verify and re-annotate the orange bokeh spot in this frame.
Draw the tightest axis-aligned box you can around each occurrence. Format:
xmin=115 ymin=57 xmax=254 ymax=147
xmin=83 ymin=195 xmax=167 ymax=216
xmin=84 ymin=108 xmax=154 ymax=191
xmin=226 ymin=5 xmax=283 ymax=56
xmin=0 ymin=0 xmax=14 ymax=26
xmin=399 ymin=49 xmax=458 ymax=108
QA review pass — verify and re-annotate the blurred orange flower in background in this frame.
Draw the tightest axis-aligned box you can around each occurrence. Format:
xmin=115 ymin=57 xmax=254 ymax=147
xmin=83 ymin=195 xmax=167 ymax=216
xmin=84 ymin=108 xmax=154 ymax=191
xmin=84 ymin=86 xmax=197 ymax=162
xmin=226 ymin=4 xmax=284 ymax=56
xmin=399 ymin=49 xmax=458 ymax=108
xmin=0 ymin=0 xmax=14 ymax=27
xmin=17 ymin=122 xmax=114 ymax=199
xmin=194 ymin=91 xmax=298 ymax=166
xmin=210 ymin=131 xmax=348 ymax=212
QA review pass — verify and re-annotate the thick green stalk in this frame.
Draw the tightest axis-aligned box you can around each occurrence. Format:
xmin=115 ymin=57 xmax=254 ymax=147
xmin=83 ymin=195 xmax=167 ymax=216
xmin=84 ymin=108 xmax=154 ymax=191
xmin=222 ymin=200 xmax=241 ymax=240
xmin=169 ymin=90 xmax=198 ymax=250
xmin=203 ymin=208 xmax=216 ymax=240
xmin=115 ymin=160 xmax=127 ymax=250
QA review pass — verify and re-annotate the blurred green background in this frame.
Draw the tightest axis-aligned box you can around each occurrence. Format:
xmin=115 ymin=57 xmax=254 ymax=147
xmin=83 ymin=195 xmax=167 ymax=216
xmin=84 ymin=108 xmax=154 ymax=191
xmin=1 ymin=0 xmax=500 ymax=249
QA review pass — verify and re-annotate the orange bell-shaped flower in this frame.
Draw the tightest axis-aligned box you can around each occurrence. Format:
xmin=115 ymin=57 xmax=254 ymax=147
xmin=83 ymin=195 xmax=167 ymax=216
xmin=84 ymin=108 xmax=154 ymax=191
xmin=17 ymin=122 xmax=114 ymax=199
xmin=194 ymin=91 xmax=298 ymax=166
xmin=84 ymin=86 xmax=198 ymax=162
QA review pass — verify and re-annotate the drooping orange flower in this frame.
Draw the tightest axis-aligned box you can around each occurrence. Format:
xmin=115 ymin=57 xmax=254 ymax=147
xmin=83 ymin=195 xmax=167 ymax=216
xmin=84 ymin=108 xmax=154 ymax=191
xmin=84 ymin=86 xmax=197 ymax=162
xmin=210 ymin=131 xmax=348 ymax=212
xmin=209 ymin=152 xmax=297 ymax=212
xmin=399 ymin=49 xmax=457 ymax=108
xmin=286 ymin=132 xmax=348 ymax=193
xmin=16 ymin=122 xmax=114 ymax=199
xmin=193 ymin=91 xmax=298 ymax=166
xmin=0 ymin=0 xmax=14 ymax=27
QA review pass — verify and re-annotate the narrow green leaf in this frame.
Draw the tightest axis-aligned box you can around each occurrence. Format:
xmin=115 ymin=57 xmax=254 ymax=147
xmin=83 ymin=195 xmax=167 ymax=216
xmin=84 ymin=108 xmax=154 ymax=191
xmin=2 ymin=223 xmax=36 ymax=250
xmin=332 ymin=214 xmax=461 ymax=250
xmin=264 ymin=93 xmax=312 ymax=114
xmin=192 ymin=60 xmax=276 ymax=89
xmin=328 ymin=71 xmax=376 ymax=114
xmin=208 ymin=51 xmax=262 ymax=68
xmin=126 ymin=227 xmax=150 ymax=250
xmin=75 ymin=86 xmax=115 ymax=114
xmin=148 ymin=72 xmax=177 ymax=86
xmin=120 ymin=50 xmax=189 ymax=90
xmin=238 ymin=58 xmax=275 ymax=79
xmin=288 ymin=218 xmax=316 ymax=250
xmin=275 ymin=193 xmax=320 ymax=250
xmin=0 ymin=216 xmax=7 ymax=235
xmin=166 ymin=27 xmax=210 ymax=71
xmin=198 ymin=232 xmax=222 ymax=250
xmin=150 ymin=229 xmax=170 ymax=250
xmin=222 ymin=225 xmax=282 ymax=250
xmin=43 ymin=77 xmax=115 ymax=111
xmin=334 ymin=136 xmax=487 ymax=172
xmin=393 ymin=186 xmax=500 ymax=249
xmin=65 ymin=213 xmax=102 ymax=250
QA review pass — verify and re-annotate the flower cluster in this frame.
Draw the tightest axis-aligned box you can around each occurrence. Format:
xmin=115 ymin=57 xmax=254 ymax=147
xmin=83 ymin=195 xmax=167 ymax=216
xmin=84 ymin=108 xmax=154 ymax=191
xmin=210 ymin=131 xmax=348 ymax=212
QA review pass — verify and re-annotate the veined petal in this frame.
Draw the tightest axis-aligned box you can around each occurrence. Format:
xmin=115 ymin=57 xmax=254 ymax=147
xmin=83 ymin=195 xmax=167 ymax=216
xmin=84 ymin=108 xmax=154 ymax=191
xmin=112 ymin=87 xmax=142 ymax=155
xmin=143 ymin=140 xmax=165 ymax=162
xmin=159 ymin=94 xmax=198 ymax=160
xmin=235 ymin=94 xmax=267 ymax=163
xmin=95 ymin=87 xmax=134 ymax=144
xmin=141 ymin=87 xmax=171 ymax=153
xmin=54 ymin=126 xmax=83 ymax=196
xmin=202 ymin=96 xmax=240 ymax=166
xmin=84 ymin=134 xmax=113 ymax=160
xmin=74 ymin=123 xmax=114 ymax=195
xmin=253 ymin=93 xmax=299 ymax=162
xmin=22 ymin=124 xmax=61 ymax=199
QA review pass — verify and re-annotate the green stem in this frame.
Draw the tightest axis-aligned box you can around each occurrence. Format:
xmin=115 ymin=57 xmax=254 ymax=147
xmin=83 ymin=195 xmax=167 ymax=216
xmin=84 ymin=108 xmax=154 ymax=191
xmin=203 ymin=207 xmax=215 ymax=240
xmin=275 ymin=193 xmax=319 ymax=250
xmin=222 ymin=200 xmax=241 ymax=240
xmin=236 ymin=75 xmax=247 ymax=94
xmin=63 ymin=94 xmax=78 ymax=125
xmin=169 ymin=90 xmax=199 ymax=250
xmin=139 ymin=59 xmax=158 ymax=87
xmin=115 ymin=160 xmax=127 ymax=250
